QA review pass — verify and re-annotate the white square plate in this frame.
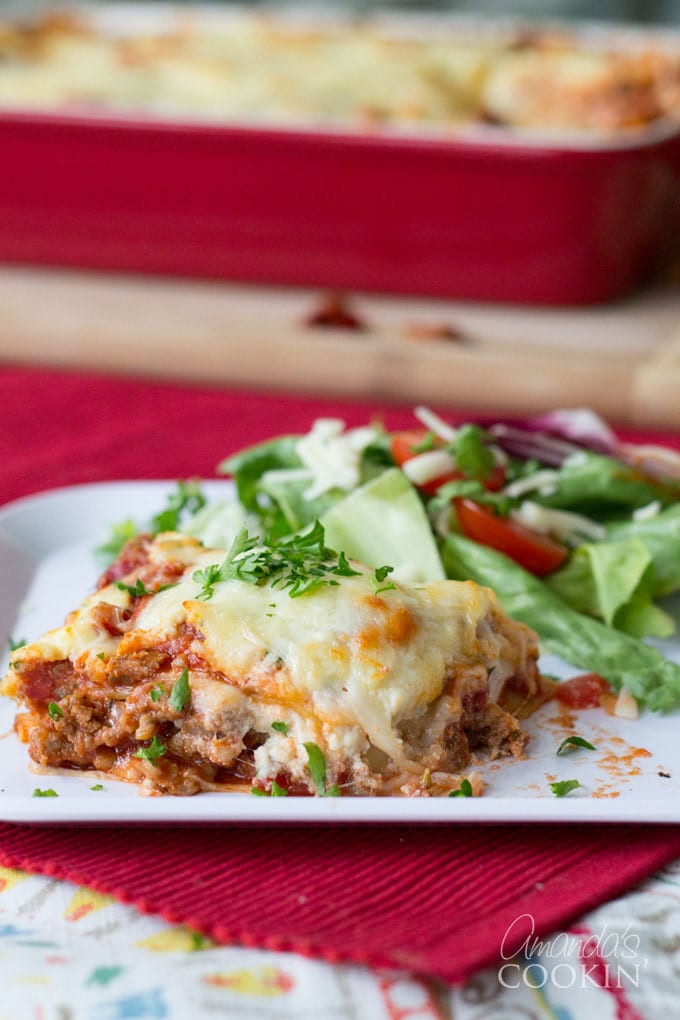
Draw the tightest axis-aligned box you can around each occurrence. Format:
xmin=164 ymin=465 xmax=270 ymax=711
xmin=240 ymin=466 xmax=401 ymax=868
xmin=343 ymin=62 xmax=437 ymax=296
xmin=1 ymin=481 xmax=680 ymax=824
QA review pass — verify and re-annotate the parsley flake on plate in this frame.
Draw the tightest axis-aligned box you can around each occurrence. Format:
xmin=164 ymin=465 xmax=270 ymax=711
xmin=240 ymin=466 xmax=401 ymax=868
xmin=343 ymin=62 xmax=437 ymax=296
xmin=556 ymin=735 xmax=596 ymax=756
xmin=448 ymin=778 xmax=474 ymax=798
xmin=32 ymin=788 xmax=58 ymax=798
xmin=250 ymin=781 xmax=289 ymax=798
xmin=550 ymin=779 xmax=581 ymax=798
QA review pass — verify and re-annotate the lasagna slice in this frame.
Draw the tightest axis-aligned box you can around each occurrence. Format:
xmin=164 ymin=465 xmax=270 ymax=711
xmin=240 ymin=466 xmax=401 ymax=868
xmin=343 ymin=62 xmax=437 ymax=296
xmin=1 ymin=531 xmax=545 ymax=797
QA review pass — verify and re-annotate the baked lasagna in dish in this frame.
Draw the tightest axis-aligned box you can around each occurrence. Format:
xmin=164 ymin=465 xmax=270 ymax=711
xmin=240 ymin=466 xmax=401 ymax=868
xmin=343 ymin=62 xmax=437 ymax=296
xmin=1 ymin=529 xmax=545 ymax=797
xmin=0 ymin=11 xmax=677 ymax=134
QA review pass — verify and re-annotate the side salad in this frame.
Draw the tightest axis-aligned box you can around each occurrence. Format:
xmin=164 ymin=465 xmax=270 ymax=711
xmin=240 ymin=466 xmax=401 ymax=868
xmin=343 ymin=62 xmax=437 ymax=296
xmin=109 ymin=407 xmax=680 ymax=713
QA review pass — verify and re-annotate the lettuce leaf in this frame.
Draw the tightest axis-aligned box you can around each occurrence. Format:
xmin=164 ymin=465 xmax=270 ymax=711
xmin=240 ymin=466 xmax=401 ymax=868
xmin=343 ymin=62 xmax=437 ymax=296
xmin=321 ymin=468 xmax=445 ymax=584
xmin=217 ymin=436 xmax=336 ymax=537
xmin=181 ymin=501 xmax=250 ymax=549
xmin=217 ymin=436 xmax=302 ymax=533
xmin=546 ymin=537 xmax=674 ymax=639
xmin=441 ymin=533 xmax=680 ymax=711
xmin=607 ymin=505 xmax=680 ymax=598
xmin=218 ymin=431 xmax=394 ymax=540
xmin=538 ymin=452 xmax=680 ymax=519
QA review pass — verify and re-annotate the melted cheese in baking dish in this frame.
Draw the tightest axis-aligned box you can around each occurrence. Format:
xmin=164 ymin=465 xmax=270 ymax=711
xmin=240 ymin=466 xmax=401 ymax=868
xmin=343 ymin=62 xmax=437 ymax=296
xmin=0 ymin=13 xmax=676 ymax=133
xmin=2 ymin=532 xmax=541 ymax=796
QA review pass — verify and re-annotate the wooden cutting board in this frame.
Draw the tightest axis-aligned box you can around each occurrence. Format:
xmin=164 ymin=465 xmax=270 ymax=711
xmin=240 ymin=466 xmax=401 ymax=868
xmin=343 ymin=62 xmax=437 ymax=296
xmin=0 ymin=266 xmax=679 ymax=427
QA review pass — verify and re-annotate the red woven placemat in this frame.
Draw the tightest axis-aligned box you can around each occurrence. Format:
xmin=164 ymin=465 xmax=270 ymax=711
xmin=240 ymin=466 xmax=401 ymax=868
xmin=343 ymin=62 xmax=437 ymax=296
xmin=2 ymin=364 xmax=680 ymax=984
xmin=1 ymin=820 xmax=680 ymax=984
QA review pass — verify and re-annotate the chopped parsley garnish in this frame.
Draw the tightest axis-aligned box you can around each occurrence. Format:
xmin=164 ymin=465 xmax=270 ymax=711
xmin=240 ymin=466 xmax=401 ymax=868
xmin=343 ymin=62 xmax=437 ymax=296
xmin=190 ymin=932 xmax=211 ymax=951
xmin=47 ymin=702 xmax=63 ymax=721
xmin=150 ymin=684 xmax=164 ymax=703
xmin=150 ymin=480 xmax=206 ymax=535
xmin=193 ymin=563 xmax=225 ymax=602
xmin=7 ymin=636 xmax=26 ymax=652
xmin=556 ymin=735 xmax=596 ymax=756
xmin=32 ymin=788 xmax=58 ymax=798
xmin=303 ymin=741 xmax=341 ymax=797
xmin=304 ymin=741 xmax=327 ymax=795
xmin=90 ymin=784 xmax=104 ymax=791
xmin=446 ymin=423 xmax=496 ymax=482
xmin=115 ymin=578 xmax=154 ymax=598
xmin=272 ymin=721 xmax=289 ymax=735
xmin=193 ymin=521 xmax=364 ymax=601
xmin=134 ymin=735 xmax=167 ymax=766
xmin=250 ymin=781 xmax=289 ymax=798
xmin=448 ymin=778 xmax=473 ymax=798
xmin=96 ymin=481 xmax=206 ymax=566
xmin=169 ymin=668 xmax=190 ymax=713
xmin=550 ymin=779 xmax=581 ymax=798
xmin=95 ymin=518 xmax=137 ymax=562
xmin=115 ymin=578 xmax=177 ymax=598
xmin=373 ymin=564 xmax=396 ymax=595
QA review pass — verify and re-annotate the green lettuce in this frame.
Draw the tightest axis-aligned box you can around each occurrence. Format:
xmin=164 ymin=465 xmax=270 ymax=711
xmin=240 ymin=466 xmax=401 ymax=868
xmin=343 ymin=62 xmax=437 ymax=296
xmin=546 ymin=537 xmax=674 ymax=639
xmin=607 ymin=505 xmax=680 ymax=598
xmin=441 ymin=533 xmax=680 ymax=711
xmin=218 ymin=436 xmax=304 ymax=536
xmin=218 ymin=432 xmax=393 ymax=540
xmin=538 ymin=452 xmax=680 ymax=519
xmin=321 ymin=469 xmax=445 ymax=584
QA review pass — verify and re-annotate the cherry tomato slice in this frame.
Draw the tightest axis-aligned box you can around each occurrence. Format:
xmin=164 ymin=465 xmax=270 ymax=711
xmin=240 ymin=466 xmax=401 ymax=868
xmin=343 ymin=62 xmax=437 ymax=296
xmin=391 ymin=430 xmax=438 ymax=467
xmin=555 ymin=673 xmax=611 ymax=709
xmin=454 ymin=499 xmax=569 ymax=576
xmin=390 ymin=430 xmax=505 ymax=495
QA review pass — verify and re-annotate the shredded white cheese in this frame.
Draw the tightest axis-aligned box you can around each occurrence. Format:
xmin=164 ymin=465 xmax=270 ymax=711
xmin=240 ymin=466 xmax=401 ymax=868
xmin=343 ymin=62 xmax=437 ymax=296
xmin=510 ymin=501 xmax=606 ymax=543
xmin=413 ymin=406 xmax=458 ymax=443
xmin=502 ymin=470 xmax=560 ymax=501
xmin=260 ymin=468 xmax=314 ymax=486
xmin=294 ymin=418 xmax=379 ymax=501
xmin=402 ymin=450 xmax=457 ymax=487
xmin=632 ymin=501 xmax=662 ymax=522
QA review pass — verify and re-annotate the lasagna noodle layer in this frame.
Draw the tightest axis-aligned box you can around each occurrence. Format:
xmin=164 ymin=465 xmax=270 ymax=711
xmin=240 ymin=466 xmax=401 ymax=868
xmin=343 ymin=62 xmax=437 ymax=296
xmin=1 ymin=532 xmax=543 ymax=796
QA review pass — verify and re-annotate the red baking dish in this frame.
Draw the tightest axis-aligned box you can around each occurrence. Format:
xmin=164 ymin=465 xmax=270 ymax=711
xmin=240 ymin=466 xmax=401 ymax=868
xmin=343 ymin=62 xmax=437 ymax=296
xmin=0 ymin=13 xmax=679 ymax=306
